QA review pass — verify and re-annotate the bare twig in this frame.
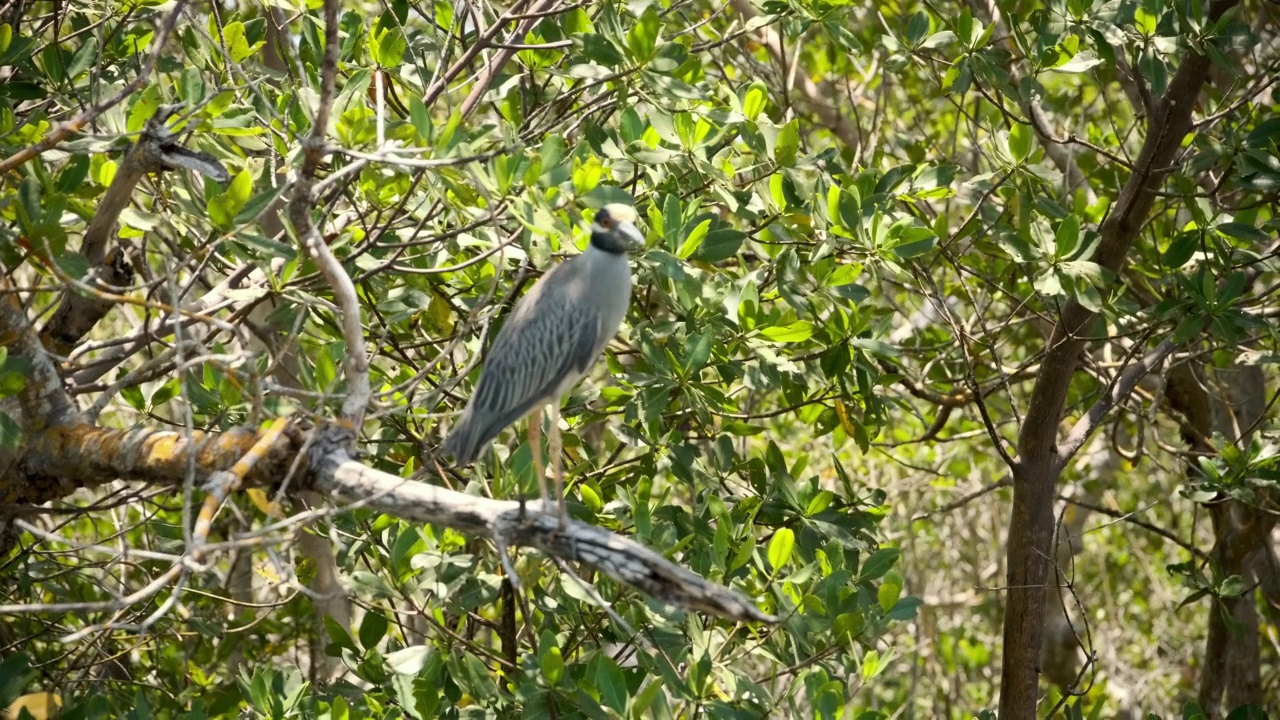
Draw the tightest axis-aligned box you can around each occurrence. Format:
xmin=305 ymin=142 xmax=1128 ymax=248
xmin=728 ymin=0 xmax=860 ymax=149
xmin=1056 ymin=339 xmax=1177 ymax=470
xmin=460 ymin=0 xmax=560 ymax=118
xmin=287 ymin=0 xmax=371 ymax=430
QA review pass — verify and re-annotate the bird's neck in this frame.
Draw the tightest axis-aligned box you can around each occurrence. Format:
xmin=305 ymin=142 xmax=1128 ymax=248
xmin=589 ymin=230 xmax=628 ymax=254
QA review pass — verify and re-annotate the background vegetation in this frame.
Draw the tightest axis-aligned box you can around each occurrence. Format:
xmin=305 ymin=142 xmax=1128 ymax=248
xmin=0 ymin=0 xmax=1276 ymax=717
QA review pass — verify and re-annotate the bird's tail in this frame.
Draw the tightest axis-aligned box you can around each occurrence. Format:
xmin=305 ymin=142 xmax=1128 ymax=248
xmin=442 ymin=409 xmax=482 ymax=466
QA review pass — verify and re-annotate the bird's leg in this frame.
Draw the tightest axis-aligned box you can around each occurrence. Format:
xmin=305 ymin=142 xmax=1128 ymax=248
xmin=527 ymin=409 xmax=548 ymax=509
xmin=549 ymin=401 xmax=566 ymax=528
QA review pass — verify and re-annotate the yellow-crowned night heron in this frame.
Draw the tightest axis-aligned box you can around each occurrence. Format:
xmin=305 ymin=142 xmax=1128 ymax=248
xmin=444 ymin=203 xmax=645 ymax=521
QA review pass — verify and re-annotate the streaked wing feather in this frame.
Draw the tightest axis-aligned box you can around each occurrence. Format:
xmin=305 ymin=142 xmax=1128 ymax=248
xmin=464 ymin=296 xmax=602 ymax=448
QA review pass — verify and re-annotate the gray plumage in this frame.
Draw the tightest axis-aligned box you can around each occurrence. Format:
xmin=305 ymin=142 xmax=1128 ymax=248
xmin=444 ymin=204 xmax=644 ymax=465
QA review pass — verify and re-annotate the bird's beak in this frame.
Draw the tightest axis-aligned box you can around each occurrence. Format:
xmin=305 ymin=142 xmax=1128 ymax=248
xmin=618 ymin=221 xmax=646 ymax=252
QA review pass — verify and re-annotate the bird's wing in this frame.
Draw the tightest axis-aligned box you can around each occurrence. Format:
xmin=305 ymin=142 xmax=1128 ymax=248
xmin=465 ymin=290 xmax=604 ymax=445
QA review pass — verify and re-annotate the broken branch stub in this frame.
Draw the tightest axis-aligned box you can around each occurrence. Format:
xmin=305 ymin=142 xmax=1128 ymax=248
xmin=40 ymin=104 xmax=229 ymax=357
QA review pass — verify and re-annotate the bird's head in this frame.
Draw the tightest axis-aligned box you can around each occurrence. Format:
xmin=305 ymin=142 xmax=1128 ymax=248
xmin=589 ymin=203 xmax=646 ymax=254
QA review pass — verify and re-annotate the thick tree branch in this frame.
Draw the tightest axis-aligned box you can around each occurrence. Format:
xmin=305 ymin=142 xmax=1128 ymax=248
xmin=5 ymin=421 xmax=774 ymax=624
xmin=0 ymin=279 xmax=78 ymax=431
xmin=41 ymin=105 xmax=227 ymax=357
xmin=999 ymin=1 xmax=1240 ymax=715
xmin=10 ymin=424 xmax=301 ymax=505
xmin=311 ymin=444 xmax=776 ymax=623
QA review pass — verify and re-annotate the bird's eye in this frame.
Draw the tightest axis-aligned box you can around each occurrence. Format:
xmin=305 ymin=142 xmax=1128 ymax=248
xmin=598 ymin=215 xmax=613 ymax=229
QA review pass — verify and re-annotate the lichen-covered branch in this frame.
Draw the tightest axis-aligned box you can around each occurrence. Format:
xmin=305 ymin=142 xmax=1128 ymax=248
xmin=9 ymin=423 xmax=302 ymax=505
xmin=4 ymin=419 xmax=773 ymax=624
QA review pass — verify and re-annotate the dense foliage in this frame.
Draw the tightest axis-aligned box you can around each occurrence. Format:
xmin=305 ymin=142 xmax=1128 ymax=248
xmin=0 ymin=0 xmax=1276 ymax=717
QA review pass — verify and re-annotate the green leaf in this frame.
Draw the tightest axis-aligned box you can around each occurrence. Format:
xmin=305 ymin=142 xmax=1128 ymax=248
xmin=580 ymin=33 xmax=625 ymax=67
xmin=539 ymin=643 xmax=564 ymax=685
xmin=56 ymin=252 xmax=91 ymax=280
xmin=1054 ymin=214 xmax=1081 ymax=259
xmin=921 ymin=30 xmax=957 ymax=49
xmin=55 ymin=155 xmax=90 ymax=193
xmin=886 ymin=596 xmax=924 ymax=621
xmin=730 ymin=533 xmax=756 ymax=571
xmin=330 ymin=696 xmax=349 ymax=720
xmin=1162 ymin=230 xmax=1198 ymax=267
xmin=893 ymin=235 xmax=936 ymax=259
xmin=322 ymin=616 xmax=357 ymax=655
xmin=859 ymin=548 xmax=900 ymax=581
xmin=1218 ymin=574 xmax=1245 ymax=597
xmin=774 ymin=119 xmax=800 ymax=167
xmin=358 ymin=611 xmax=388 ymax=649
xmin=759 ymin=321 xmax=814 ymax=343
xmin=207 ymin=169 xmax=253 ymax=229
xmin=683 ymin=330 xmax=714 ymax=374
xmin=1049 ymin=51 xmax=1102 ymax=74
xmin=233 ymin=185 xmax=285 ymax=226
xmin=1215 ymin=221 xmax=1270 ymax=243
xmin=906 ymin=11 xmax=930 ymax=46
xmin=221 ymin=21 xmax=262 ymax=63
xmin=677 ymin=219 xmax=712 ymax=259
xmin=861 ymin=649 xmax=883 ymax=681
xmin=767 ymin=527 xmax=795 ymax=571
xmin=0 ymin=652 xmax=34 ymax=707
xmin=589 ymin=653 xmax=628 ymax=713
xmin=660 ymin=193 xmax=681 ymax=250
xmin=386 ymin=646 xmax=431 ymax=675
xmin=877 ymin=581 xmax=901 ymax=612
xmin=692 ymin=229 xmax=744 ymax=262
xmin=409 ymin=96 xmax=431 ymax=142
xmin=371 ymin=26 xmax=406 ymax=67
xmin=0 ymin=411 xmax=21 ymax=453
xmin=742 ymin=80 xmax=767 ymax=120
xmin=627 ymin=5 xmax=660 ymax=61
xmin=66 ymin=36 xmax=98 ymax=81
xmin=1009 ymin=122 xmax=1034 ymax=163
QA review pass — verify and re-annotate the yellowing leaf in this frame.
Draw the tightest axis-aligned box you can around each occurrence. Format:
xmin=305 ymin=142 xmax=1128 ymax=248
xmin=246 ymin=488 xmax=281 ymax=517
xmin=834 ymin=399 xmax=858 ymax=436
xmin=7 ymin=692 xmax=62 ymax=720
